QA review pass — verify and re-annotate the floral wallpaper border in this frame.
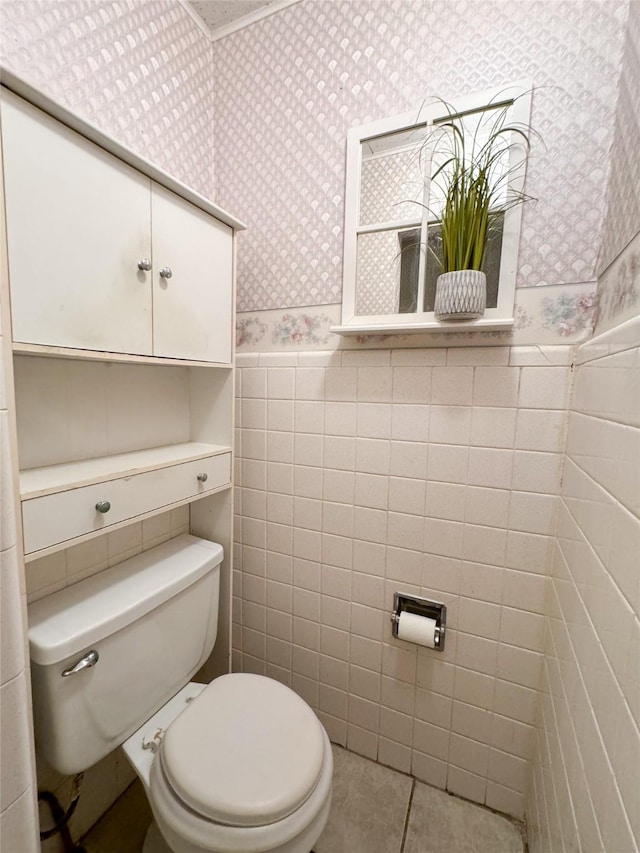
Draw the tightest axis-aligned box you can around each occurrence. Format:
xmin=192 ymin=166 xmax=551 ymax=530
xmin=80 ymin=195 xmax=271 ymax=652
xmin=236 ymin=282 xmax=598 ymax=352
xmin=594 ymin=231 xmax=640 ymax=335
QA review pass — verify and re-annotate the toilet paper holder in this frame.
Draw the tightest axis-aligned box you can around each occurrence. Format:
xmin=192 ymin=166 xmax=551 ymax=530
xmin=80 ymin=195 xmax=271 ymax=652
xmin=390 ymin=592 xmax=447 ymax=651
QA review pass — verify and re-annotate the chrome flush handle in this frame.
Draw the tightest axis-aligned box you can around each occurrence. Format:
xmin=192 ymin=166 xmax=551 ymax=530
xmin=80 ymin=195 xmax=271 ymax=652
xmin=61 ymin=650 xmax=99 ymax=677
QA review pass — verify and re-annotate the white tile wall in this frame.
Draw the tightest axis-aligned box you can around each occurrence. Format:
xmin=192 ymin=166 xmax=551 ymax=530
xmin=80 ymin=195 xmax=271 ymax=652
xmin=25 ymin=506 xmax=190 ymax=603
xmin=235 ymin=344 xmax=574 ymax=818
xmin=528 ymin=4 xmax=640 ymax=835
xmin=0 ymin=315 xmax=39 ymax=848
xmin=527 ymin=314 xmax=640 ymax=853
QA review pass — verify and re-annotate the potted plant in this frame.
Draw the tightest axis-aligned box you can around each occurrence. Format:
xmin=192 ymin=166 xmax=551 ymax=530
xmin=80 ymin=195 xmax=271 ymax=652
xmin=427 ymin=101 xmax=533 ymax=320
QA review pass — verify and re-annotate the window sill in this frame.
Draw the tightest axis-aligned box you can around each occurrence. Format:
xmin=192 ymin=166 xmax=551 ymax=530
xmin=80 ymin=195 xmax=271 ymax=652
xmin=330 ymin=317 xmax=515 ymax=335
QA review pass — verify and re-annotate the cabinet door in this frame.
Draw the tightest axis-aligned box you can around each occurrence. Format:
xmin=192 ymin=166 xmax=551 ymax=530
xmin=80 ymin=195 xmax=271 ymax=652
xmin=152 ymin=185 xmax=233 ymax=363
xmin=1 ymin=90 xmax=153 ymax=354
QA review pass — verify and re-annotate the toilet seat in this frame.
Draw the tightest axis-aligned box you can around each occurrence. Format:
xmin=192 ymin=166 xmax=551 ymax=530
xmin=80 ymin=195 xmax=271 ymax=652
xmin=149 ymin=724 xmax=332 ymax=853
xmin=159 ymin=673 xmax=325 ymax=827
xmin=146 ymin=674 xmax=333 ymax=853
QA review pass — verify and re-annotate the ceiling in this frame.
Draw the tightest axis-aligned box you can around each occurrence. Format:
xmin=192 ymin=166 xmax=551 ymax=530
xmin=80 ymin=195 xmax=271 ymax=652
xmin=186 ymin=0 xmax=296 ymax=39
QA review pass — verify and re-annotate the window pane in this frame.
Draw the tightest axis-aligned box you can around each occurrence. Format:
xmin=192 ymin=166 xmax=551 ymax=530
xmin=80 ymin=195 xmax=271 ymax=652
xmin=356 ymin=230 xmax=418 ymax=315
xmin=398 ymin=228 xmax=421 ymax=313
xmin=359 ymin=127 xmax=427 ymax=227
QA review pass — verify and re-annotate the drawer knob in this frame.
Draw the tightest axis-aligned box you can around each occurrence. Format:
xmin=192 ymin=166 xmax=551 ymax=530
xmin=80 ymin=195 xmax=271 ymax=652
xmin=95 ymin=500 xmax=111 ymax=514
xmin=197 ymin=473 xmax=208 ymax=483
xmin=159 ymin=266 xmax=173 ymax=279
xmin=137 ymin=258 xmax=152 ymax=271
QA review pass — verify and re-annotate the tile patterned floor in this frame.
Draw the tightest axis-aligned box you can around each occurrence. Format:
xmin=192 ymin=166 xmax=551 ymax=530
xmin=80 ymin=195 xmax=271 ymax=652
xmin=81 ymin=745 xmax=525 ymax=853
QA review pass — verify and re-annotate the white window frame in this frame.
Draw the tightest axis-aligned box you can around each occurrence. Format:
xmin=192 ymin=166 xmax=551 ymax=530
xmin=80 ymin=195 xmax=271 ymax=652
xmin=333 ymin=81 xmax=532 ymax=335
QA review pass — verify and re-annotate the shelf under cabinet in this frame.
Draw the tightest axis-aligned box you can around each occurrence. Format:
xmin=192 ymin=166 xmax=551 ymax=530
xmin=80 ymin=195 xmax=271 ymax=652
xmin=20 ymin=443 xmax=233 ymax=558
xmin=20 ymin=442 xmax=231 ymax=499
xmin=13 ymin=341 xmax=233 ymax=368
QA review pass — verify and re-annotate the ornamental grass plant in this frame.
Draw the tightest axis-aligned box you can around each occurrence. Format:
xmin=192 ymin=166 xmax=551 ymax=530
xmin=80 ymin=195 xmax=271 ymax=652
xmin=428 ymin=99 xmax=534 ymax=274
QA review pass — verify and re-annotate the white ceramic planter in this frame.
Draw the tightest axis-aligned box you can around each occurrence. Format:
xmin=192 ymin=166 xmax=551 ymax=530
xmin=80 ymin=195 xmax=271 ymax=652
xmin=434 ymin=270 xmax=487 ymax=320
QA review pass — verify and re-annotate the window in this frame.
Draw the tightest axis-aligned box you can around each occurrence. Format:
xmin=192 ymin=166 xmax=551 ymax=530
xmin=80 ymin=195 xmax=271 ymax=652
xmin=334 ymin=82 xmax=532 ymax=334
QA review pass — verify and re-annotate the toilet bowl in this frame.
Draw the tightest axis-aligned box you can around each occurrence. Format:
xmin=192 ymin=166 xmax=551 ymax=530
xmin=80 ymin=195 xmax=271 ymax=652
xmin=27 ymin=535 xmax=333 ymax=853
xmin=124 ymin=676 xmax=333 ymax=853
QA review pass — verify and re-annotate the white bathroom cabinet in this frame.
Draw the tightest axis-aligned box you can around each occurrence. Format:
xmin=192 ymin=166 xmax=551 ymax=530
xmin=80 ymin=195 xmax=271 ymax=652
xmin=1 ymin=88 xmax=234 ymax=365
xmin=151 ymin=185 xmax=233 ymax=362
xmin=0 ymin=70 xmax=243 ymax=678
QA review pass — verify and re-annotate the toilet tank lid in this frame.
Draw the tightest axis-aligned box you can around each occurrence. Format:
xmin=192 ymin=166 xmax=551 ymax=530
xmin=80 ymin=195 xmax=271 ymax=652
xmin=28 ymin=535 xmax=223 ymax=666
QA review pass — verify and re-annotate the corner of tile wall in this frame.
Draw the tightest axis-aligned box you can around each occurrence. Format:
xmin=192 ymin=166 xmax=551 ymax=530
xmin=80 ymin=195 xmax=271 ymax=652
xmin=526 ymin=312 xmax=639 ymax=852
xmin=1 ymin=344 xmax=39 ymax=850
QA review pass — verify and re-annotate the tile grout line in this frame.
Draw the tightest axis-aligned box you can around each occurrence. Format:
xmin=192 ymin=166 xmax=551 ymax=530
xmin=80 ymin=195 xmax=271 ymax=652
xmin=399 ymin=777 xmax=416 ymax=853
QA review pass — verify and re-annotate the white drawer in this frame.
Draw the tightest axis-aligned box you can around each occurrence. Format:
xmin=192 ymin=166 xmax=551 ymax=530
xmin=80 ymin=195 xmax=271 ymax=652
xmin=22 ymin=453 xmax=231 ymax=555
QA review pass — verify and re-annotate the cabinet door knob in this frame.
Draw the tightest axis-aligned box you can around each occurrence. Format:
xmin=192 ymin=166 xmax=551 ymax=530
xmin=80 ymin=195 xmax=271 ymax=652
xmin=159 ymin=267 xmax=173 ymax=279
xmin=197 ymin=473 xmax=208 ymax=482
xmin=95 ymin=500 xmax=111 ymax=513
xmin=137 ymin=258 xmax=152 ymax=271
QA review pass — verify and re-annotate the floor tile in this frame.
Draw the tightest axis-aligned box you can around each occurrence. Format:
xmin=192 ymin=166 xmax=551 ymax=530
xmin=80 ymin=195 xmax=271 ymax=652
xmin=403 ymin=781 xmax=524 ymax=853
xmin=81 ymin=747 xmax=524 ymax=853
xmin=314 ymin=745 xmax=413 ymax=853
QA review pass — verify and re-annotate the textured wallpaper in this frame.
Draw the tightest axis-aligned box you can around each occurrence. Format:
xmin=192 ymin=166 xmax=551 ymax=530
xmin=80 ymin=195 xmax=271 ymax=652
xmin=594 ymin=1 xmax=639 ymax=334
xmin=356 ymin=230 xmax=402 ymax=315
xmin=356 ymin=146 xmax=423 ymax=315
xmin=0 ymin=0 xmax=633 ymax=332
xmin=0 ymin=0 xmax=215 ymax=198
xmin=599 ymin=0 xmax=640 ymax=273
xmin=359 ymin=147 xmax=423 ymax=227
xmin=212 ymin=0 xmax=628 ymax=313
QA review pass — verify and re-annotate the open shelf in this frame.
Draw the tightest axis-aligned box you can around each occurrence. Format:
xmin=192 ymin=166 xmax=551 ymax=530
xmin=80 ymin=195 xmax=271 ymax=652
xmin=20 ymin=441 xmax=232 ymax=499
xmin=13 ymin=341 xmax=233 ymax=368
xmin=330 ymin=317 xmax=515 ymax=335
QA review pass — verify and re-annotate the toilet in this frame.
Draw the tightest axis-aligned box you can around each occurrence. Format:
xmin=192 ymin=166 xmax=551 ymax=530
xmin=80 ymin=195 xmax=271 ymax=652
xmin=27 ymin=534 xmax=333 ymax=853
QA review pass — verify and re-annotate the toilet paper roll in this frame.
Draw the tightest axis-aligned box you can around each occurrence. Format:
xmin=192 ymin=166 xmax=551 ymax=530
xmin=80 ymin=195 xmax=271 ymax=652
xmin=396 ymin=611 xmax=437 ymax=648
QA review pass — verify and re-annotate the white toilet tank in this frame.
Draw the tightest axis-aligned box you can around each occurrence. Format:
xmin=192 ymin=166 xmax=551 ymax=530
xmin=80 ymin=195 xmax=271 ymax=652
xmin=28 ymin=534 xmax=223 ymax=775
